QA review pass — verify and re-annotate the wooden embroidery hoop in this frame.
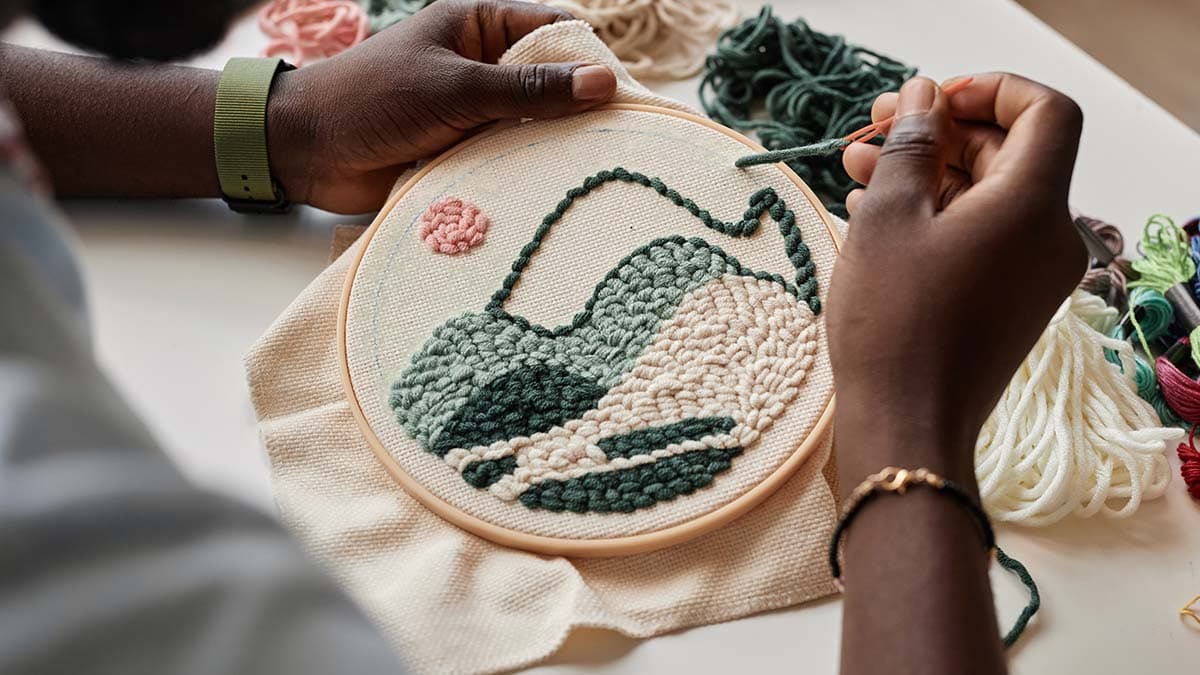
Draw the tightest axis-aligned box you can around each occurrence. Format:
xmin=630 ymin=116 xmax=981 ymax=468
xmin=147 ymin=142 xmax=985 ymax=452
xmin=338 ymin=103 xmax=843 ymax=557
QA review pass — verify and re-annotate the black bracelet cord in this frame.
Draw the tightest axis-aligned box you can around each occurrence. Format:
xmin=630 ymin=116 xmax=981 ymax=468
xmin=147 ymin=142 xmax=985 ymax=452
xmin=828 ymin=467 xmax=1039 ymax=649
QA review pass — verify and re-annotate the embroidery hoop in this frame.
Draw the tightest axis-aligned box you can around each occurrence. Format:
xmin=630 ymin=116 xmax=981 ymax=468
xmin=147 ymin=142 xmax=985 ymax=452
xmin=338 ymin=103 xmax=842 ymax=557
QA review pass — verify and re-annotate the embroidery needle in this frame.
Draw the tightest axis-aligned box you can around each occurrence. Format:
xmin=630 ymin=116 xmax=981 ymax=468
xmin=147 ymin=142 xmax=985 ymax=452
xmin=842 ymin=77 xmax=975 ymax=145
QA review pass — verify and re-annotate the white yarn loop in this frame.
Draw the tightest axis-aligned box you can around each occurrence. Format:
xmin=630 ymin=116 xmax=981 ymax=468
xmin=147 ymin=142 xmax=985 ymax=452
xmin=534 ymin=0 xmax=740 ymax=80
xmin=975 ymin=291 xmax=1178 ymax=526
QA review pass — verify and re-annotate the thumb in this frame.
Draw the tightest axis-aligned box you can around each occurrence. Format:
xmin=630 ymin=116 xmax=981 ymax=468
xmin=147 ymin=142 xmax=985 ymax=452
xmin=861 ymin=77 xmax=954 ymax=218
xmin=466 ymin=62 xmax=616 ymax=121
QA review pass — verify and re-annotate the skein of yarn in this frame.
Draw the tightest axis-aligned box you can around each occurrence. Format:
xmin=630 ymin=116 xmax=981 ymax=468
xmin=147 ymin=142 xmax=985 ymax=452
xmin=532 ymin=0 xmax=740 ymax=80
xmin=259 ymin=0 xmax=369 ymax=66
xmin=1179 ymin=426 xmax=1200 ymax=500
xmin=700 ymin=6 xmax=914 ymax=215
xmin=975 ymin=291 xmax=1178 ymax=526
xmin=1130 ymin=214 xmax=1200 ymax=331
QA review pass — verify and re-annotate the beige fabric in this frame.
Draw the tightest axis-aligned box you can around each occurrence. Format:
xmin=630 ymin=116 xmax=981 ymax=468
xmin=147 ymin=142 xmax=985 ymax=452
xmin=247 ymin=21 xmax=838 ymax=674
xmin=498 ymin=21 xmax=699 ymax=115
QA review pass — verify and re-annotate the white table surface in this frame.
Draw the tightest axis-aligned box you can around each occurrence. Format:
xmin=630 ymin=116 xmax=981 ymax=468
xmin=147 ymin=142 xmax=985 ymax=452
xmin=8 ymin=1 xmax=1200 ymax=673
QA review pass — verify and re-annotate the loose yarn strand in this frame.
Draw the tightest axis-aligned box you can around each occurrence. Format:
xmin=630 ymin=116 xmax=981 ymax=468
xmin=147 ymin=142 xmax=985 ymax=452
xmin=700 ymin=6 xmax=915 ymax=215
xmin=996 ymin=547 xmax=1040 ymax=648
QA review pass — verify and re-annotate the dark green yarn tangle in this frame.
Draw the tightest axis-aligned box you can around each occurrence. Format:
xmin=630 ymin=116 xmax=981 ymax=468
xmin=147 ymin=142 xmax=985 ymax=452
xmin=489 ymin=166 xmax=821 ymax=315
xmin=700 ymin=6 xmax=916 ymax=216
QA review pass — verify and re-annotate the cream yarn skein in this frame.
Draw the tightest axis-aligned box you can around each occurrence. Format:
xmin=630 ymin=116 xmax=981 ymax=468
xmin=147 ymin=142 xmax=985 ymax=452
xmin=533 ymin=0 xmax=740 ymax=79
xmin=975 ymin=291 xmax=1178 ymax=526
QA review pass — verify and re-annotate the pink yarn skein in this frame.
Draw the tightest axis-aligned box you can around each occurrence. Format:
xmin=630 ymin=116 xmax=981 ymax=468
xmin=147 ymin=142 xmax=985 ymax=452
xmin=258 ymin=0 xmax=368 ymax=66
xmin=418 ymin=197 xmax=491 ymax=255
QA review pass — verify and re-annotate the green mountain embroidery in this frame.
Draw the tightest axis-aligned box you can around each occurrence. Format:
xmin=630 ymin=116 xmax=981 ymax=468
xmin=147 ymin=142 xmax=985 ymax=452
xmin=390 ymin=168 xmax=821 ymax=514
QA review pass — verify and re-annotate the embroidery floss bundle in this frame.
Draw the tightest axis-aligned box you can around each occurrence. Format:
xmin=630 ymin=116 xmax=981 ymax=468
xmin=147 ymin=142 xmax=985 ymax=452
xmin=1130 ymin=214 xmax=1200 ymax=331
xmin=259 ymin=0 xmax=369 ymax=66
xmin=700 ymin=6 xmax=915 ymax=215
xmin=1176 ymin=426 xmax=1200 ymax=500
xmin=975 ymin=291 xmax=1178 ymax=526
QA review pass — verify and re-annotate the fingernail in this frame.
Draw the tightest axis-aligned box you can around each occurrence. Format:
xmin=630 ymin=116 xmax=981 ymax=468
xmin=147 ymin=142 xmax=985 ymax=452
xmin=572 ymin=65 xmax=615 ymax=101
xmin=897 ymin=78 xmax=936 ymax=117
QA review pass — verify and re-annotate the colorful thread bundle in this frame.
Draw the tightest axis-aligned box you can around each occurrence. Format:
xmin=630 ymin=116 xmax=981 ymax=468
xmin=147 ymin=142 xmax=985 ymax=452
xmin=975 ymin=290 xmax=1178 ymax=526
xmin=700 ymin=6 xmax=914 ymax=215
xmin=1083 ymin=213 xmax=1200 ymax=499
xmin=259 ymin=0 xmax=369 ymax=66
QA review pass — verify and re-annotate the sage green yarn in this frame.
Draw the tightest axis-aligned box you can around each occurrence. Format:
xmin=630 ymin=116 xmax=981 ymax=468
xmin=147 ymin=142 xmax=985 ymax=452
xmin=361 ymin=0 xmax=437 ymax=32
xmin=700 ymin=6 xmax=915 ymax=216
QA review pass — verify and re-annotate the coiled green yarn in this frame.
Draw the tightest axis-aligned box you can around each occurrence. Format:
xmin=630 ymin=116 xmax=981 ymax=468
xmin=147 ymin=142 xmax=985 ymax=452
xmin=699 ymin=6 xmax=914 ymax=216
xmin=1129 ymin=214 xmax=1194 ymax=293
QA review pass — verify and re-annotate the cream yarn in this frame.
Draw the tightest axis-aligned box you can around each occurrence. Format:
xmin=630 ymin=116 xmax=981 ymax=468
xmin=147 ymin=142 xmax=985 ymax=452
xmin=531 ymin=0 xmax=740 ymax=80
xmin=975 ymin=290 xmax=1178 ymax=526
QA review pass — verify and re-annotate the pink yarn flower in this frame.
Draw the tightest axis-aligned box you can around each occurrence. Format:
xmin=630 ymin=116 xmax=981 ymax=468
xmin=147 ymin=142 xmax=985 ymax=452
xmin=418 ymin=196 xmax=490 ymax=255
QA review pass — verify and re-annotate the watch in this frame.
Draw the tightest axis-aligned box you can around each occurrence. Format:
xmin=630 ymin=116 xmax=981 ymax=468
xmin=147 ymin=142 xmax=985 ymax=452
xmin=214 ymin=57 xmax=295 ymax=214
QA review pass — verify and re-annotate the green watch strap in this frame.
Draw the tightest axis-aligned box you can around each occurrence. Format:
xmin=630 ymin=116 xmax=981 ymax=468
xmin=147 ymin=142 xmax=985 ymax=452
xmin=214 ymin=57 xmax=293 ymax=211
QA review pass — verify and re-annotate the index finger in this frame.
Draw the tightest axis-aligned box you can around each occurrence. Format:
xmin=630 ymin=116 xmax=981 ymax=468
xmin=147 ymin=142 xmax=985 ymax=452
xmin=944 ymin=72 xmax=1083 ymax=195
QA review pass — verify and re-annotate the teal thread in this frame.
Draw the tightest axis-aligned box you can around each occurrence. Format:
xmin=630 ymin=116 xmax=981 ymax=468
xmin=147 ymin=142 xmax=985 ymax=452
xmin=517 ymin=447 xmax=742 ymax=513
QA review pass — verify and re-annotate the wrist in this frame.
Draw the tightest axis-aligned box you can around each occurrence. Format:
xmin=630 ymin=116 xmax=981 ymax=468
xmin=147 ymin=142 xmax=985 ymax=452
xmin=834 ymin=392 xmax=981 ymax=500
xmin=265 ymin=69 xmax=317 ymax=206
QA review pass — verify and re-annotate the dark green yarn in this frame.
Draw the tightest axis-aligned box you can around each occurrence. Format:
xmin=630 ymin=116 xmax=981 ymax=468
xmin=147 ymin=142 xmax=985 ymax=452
xmin=490 ymin=166 xmax=821 ymax=315
xmin=518 ymin=446 xmax=742 ymax=513
xmin=996 ymin=546 xmax=1040 ymax=648
xmin=700 ymin=6 xmax=915 ymax=216
xmin=430 ymin=365 xmax=606 ymax=457
xmin=597 ymin=417 xmax=736 ymax=459
xmin=462 ymin=456 xmax=518 ymax=488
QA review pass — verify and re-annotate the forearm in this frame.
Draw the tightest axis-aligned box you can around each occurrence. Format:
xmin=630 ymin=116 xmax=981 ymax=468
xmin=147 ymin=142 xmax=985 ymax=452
xmin=835 ymin=402 xmax=1006 ymax=675
xmin=0 ymin=45 xmax=221 ymax=197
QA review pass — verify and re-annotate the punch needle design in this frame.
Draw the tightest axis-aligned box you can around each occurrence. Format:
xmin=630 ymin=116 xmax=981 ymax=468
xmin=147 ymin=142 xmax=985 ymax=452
xmin=391 ymin=168 xmax=821 ymax=514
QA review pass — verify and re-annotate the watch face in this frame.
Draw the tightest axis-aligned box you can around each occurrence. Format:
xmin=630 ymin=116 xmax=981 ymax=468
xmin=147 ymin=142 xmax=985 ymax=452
xmin=340 ymin=106 xmax=840 ymax=555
